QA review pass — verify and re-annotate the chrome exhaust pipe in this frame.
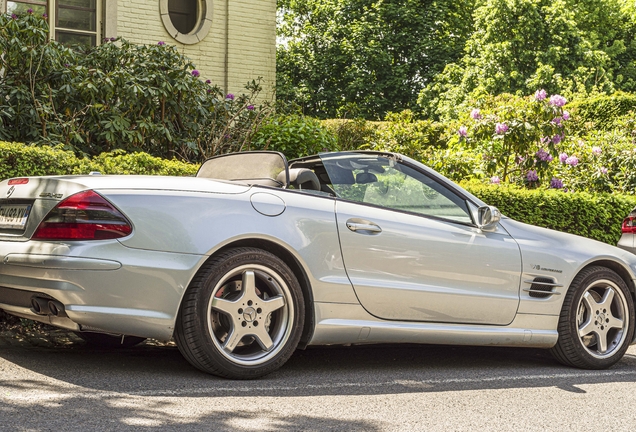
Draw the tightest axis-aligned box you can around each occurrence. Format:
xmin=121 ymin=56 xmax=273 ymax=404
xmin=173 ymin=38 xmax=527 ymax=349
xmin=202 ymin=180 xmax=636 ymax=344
xmin=47 ymin=300 xmax=66 ymax=317
xmin=30 ymin=297 xmax=50 ymax=315
xmin=30 ymin=297 xmax=66 ymax=317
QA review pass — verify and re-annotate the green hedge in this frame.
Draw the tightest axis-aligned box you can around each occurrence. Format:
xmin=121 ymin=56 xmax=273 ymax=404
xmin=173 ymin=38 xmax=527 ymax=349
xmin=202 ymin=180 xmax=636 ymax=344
xmin=464 ymin=182 xmax=636 ymax=245
xmin=0 ymin=141 xmax=197 ymax=180
xmin=2 ymin=141 xmax=630 ymax=245
xmin=322 ymin=112 xmax=448 ymax=158
xmin=569 ymin=92 xmax=636 ymax=131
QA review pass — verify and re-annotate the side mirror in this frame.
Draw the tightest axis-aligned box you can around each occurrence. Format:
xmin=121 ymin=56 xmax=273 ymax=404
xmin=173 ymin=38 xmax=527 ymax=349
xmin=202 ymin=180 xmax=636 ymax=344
xmin=477 ymin=205 xmax=501 ymax=230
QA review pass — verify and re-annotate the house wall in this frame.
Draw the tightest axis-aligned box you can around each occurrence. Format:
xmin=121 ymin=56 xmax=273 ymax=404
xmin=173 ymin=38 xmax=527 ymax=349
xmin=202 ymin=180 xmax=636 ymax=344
xmin=112 ymin=0 xmax=276 ymax=100
xmin=0 ymin=0 xmax=276 ymax=100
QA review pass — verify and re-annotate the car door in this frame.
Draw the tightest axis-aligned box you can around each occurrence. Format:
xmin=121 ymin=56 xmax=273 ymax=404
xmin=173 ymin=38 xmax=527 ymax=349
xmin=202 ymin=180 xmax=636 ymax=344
xmin=322 ymin=153 xmax=522 ymax=325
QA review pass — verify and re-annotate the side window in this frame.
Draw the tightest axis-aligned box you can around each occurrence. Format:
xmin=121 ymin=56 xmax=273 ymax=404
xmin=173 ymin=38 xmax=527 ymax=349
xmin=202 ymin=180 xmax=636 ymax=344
xmin=323 ymin=155 xmax=472 ymax=224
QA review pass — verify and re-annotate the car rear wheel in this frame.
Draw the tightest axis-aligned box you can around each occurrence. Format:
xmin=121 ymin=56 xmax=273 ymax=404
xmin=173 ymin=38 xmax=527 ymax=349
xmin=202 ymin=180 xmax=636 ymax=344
xmin=175 ymin=247 xmax=304 ymax=379
xmin=550 ymin=266 xmax=635 ymax=369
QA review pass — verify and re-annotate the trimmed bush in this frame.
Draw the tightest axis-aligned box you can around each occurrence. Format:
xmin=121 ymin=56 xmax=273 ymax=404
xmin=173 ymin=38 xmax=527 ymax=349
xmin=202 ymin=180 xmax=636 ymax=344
xmin=464 ymin=182 xmax=636 ymax=245
xmin=569 ymin=92 xmax=636 ymax=131
xmin=1 ymin=141 xmax=629 ymax=246
xmin=252 ymin=114 xmax=337 ymax=159
xmin=321 ymin=118 xmax=381 ymax=152
xmin=0 ymin=141 xmax=197 ymax=179
xmin=322 ymin=112 xmax=448 ymax=158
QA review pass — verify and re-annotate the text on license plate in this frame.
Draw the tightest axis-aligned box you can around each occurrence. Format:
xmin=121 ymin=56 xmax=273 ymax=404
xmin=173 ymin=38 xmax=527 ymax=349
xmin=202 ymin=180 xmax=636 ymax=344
xmin=0 ymin=204 xmax=32 ymax=229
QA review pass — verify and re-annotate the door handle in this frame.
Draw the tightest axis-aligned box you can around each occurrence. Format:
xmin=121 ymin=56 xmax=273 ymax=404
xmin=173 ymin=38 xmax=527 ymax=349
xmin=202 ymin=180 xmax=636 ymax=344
xmin=346 ymin=220 xmax=382 ymax=234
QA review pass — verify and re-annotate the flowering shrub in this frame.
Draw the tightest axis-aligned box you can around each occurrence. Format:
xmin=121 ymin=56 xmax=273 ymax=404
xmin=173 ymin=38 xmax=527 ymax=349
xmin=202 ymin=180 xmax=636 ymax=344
xmin=0 ymin=12 xmax=271 ymax=162
xmin=456 ymin=91 xmax=570 ymax=186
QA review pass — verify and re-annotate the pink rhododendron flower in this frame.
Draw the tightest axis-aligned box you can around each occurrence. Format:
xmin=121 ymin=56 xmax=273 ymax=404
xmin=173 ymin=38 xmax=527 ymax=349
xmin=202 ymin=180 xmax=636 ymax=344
xmin=495 ymin=122 xmax=508 ymax=134
xmin=550 ymin=178 xmax=564 ymax=189
xmin=549 ymin=94 xmax=567 ymax=107
xmin=534 ymin=89 xmax=547 ymax=101
xmin=536 ymin=148 xmax=553 ymax=162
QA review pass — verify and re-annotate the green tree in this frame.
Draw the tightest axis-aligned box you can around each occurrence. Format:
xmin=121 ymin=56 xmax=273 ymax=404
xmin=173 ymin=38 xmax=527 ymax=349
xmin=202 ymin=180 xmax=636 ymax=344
xmin=419 ymin=0 xmax=636 ymax=119
xmin=277 ymin=0 xmax=475 ymax=119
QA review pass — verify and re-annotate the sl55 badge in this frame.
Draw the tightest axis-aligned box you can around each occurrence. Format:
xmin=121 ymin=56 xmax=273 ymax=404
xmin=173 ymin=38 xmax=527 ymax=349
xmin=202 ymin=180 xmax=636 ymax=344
xmin=532 ymin=264 xmax=563 ymax=273
xmin=39 ymin=192 xmax=63 ymax=199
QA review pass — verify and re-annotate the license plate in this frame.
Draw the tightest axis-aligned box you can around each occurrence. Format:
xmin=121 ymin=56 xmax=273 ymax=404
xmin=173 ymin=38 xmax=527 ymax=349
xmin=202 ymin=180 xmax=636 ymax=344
xmin=0 ymin=204 xmax=32 ymax=229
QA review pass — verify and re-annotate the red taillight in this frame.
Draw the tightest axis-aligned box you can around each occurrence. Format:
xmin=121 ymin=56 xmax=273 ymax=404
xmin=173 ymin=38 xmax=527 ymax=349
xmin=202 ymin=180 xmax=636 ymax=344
xmin=622 ymin=216 xmax=636 ymax=234
xmin=8 ymin=178 xmax=29 ymax=185
xmin=32 ymin=190 xmax=132 ymax=240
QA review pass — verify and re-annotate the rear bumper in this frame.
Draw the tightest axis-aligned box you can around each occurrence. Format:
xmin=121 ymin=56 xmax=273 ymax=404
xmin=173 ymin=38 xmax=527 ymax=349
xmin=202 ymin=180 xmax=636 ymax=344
xmin=0 ymin=239 xmax=205 ymax=340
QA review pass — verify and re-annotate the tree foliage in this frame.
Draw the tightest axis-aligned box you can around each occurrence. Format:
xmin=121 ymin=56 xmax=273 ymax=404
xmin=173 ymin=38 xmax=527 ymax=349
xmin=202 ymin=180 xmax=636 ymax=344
xmin=419 ymin=0 xmax=636 ymax=119
xmin=276 ymin=0 xmax=475 ymax=119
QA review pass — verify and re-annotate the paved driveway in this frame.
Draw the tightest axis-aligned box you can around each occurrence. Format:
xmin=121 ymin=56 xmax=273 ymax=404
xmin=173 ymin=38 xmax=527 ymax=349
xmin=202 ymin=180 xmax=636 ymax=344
xmin=1 ymin=334 xmax=636 ymax=431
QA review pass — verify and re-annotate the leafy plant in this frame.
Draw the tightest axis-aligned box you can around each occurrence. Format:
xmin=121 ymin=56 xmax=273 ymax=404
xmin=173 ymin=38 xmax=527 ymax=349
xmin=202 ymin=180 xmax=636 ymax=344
xmin=0 ymin=12 xmax=271 ymax=162
xmin=252 ymin=114 xmax=337 ymax=159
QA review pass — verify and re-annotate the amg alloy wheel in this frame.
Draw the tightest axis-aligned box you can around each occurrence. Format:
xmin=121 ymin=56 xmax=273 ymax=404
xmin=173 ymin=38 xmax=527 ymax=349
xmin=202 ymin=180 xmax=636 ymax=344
xmin=551 ymin=266 xmax=635 ymax=369
xmin=175 ymin=247 xmax=304 ymax=379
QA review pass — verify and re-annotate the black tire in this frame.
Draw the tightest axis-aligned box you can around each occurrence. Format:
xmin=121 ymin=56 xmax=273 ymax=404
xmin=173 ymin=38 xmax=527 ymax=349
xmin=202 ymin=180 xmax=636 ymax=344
xmin=174 ymin=247 xmax=305 ymax=379
xmin=76 ymin=332 xmax=146 ymax=348
xmin=550 ymin=266 xmax=635 ymax=369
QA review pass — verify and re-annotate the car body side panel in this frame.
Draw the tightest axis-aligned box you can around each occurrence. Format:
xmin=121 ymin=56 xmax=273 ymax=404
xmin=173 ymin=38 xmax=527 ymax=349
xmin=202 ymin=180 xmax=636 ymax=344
xmin=104 ymin=188 xmax=359 ymax=305
xmin=309 ymin=302 xmax=558 ymax=348
xmin=501 ymin=218 xmax=636 ymax=316
xmin=336 ymin=201 xmax=522 ymax=325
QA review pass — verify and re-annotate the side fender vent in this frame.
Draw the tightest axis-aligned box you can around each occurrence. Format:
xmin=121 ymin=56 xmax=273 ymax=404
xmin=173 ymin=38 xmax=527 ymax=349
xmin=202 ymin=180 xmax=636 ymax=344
xmin=523 ymin=277 xmax=563 ymax=299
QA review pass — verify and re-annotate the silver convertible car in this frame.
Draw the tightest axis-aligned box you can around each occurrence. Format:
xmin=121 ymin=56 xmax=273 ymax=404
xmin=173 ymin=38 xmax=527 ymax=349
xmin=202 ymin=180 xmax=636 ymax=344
xmin=1 ymin=151 xmax=635 ymax=379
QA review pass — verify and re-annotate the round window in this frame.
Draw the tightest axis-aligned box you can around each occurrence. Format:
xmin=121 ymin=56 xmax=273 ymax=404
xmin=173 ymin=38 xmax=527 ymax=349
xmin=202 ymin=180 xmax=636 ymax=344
xmin=160 ymin=0 xmax=213 ymax=45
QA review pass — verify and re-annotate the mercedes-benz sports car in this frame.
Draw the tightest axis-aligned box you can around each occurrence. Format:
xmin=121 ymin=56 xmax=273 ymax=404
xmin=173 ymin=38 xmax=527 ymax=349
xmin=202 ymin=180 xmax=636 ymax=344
xmin=1 ymin=151 xmax=635 ymax=379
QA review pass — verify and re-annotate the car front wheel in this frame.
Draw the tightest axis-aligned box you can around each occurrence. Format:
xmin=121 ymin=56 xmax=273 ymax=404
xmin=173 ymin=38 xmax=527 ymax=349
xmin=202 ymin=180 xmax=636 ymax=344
xmin=175 ymin=247 xmax=304 ymax=379
xmin=550 ymin=266 xmax=635 ymax=369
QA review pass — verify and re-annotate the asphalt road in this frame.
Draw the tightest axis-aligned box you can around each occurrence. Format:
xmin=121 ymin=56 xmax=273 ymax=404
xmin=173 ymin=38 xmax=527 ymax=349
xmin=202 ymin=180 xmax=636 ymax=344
xmin=1 ymin=338 xmax=636 ymax=431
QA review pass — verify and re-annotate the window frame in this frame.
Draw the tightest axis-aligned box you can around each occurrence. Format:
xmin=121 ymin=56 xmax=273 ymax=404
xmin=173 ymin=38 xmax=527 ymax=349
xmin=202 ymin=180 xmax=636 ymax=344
xmin=5 ymin=0 xmax=101 ymax=46
xmin=317 ymin=152 xmax=477 ymax=227
xmin=159 ymin=0 xmax=213 ymax=45
xmin=54 ymin=0 xmax=99 ymax=46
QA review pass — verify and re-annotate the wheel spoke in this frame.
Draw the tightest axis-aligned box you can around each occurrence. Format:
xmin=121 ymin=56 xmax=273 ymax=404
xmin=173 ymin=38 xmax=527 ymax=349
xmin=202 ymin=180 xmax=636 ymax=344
xmin=211 ymin=297 xmax=237 ymax=316
xmin=242 ymin=270 xmax=257 ymax=298
xmin=606 ymin=315 xmax=624 ymax=331
xmin=578 ymin=318 xmax=596 ymax=338
xmin=223 ymin=327 xmax=244 ymax=353
xmin=261 ymin=295 xmax=285 ymax=315
xmin=597 ymin=329 xmax=609 ymax=353
xmin=251 ymin=325 xmax=275 ymax=351
xmin=600 ymin=287 xmax=615 ymax=308
xmin=581 ymin=291 xmax=598 ymax=312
